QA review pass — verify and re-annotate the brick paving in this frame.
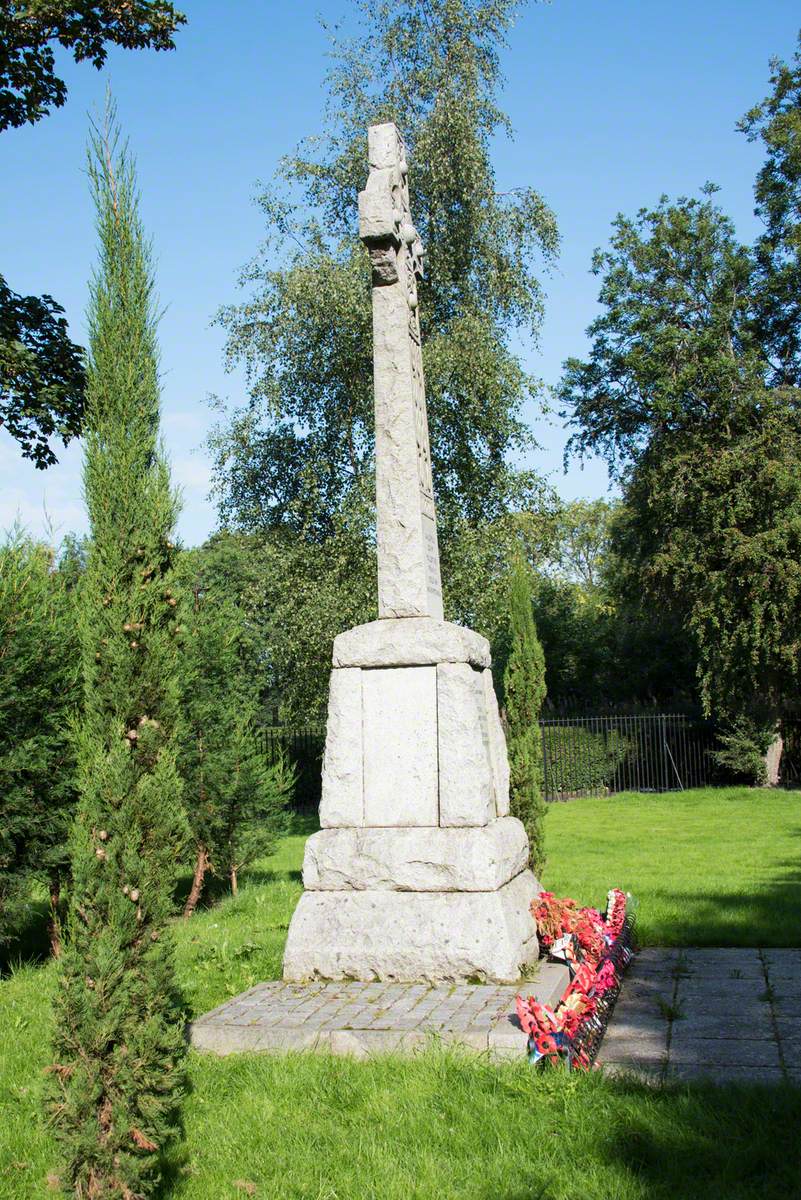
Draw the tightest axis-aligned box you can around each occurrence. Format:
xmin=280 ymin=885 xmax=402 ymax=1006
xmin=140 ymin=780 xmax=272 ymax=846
xmin=599 ymin=947 xmax=801 ymax=1084
xmin=190 ymin=962 xmax=568 ymax=1060
xmin=190 ymin=948 xmax=801 ymax=1083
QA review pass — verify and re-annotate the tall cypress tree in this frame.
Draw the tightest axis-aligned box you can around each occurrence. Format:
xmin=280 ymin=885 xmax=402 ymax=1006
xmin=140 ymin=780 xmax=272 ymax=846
xmin=502 ymin=559 xmax=547 ymax=877
xmin=50 ymin=106 xmax=187 ymax=1199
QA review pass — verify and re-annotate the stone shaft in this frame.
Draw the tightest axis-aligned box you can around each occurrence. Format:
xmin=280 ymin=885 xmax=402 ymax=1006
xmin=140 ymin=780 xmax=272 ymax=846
xmin=359 ymin=122 xmax=443 ymax=620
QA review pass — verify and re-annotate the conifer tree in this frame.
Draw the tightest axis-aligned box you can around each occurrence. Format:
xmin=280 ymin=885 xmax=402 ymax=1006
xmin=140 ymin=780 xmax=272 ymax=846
xmin=177 ymin=545 xmax=290 ymax=915
xmin=502 ymin=558 xmax=547 ymax=876
xmin=0 ymin=532 xmax=78 ymax=952
xmin=51 ymin=105 xmax=187 ymax=1199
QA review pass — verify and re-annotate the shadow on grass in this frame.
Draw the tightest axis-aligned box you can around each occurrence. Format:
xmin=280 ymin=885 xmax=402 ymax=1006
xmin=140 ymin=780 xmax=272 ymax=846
xmin=2 ymin=827 xmax=313 ymax=976
xmin=172 ymin=812 xmax=315 ymax=913
xmin=597 ymin=1076 xmax=801 ymax=1200
xmin=484 ymin=1073 xmax=801 ymax=1200
xmin=637 ymin=853 xmax=801 ymax=947
xmin=171 ymin=1047 xmax=801 ymax=1200
xmin=241 ymin=867 xmax=303 ymax=888
xmin=287 ymin=809 xmax=321 ymax=837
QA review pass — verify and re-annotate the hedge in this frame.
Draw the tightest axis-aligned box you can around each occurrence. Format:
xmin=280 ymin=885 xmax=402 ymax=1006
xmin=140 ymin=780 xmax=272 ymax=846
xmin=542 ymin=726 xmax=629 ymax=797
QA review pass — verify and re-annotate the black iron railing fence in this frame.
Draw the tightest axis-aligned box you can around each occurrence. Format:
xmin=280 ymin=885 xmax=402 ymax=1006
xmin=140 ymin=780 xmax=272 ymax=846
xmin=256 ymin=725 xmax=325 ymax=810
xmin=540 ymin=713 xmax=717 ymax=800
xmin=260 ymin=710 xmax=724 ymax=806
xmin=256 ymin=711 xmax=728 ymax=810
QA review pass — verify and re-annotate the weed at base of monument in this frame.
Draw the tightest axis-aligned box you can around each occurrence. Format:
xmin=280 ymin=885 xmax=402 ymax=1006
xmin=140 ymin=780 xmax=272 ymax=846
xmin=517 ymin=889 xmax=636 ymax=1070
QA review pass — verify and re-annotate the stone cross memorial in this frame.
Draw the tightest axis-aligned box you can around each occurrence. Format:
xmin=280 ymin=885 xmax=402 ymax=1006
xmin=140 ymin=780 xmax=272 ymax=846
xmin=282 ymin=123 xmax=539 ymax=983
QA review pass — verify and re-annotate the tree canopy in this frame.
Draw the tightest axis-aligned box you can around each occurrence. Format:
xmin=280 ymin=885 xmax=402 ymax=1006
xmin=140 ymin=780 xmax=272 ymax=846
xmin=561 ymin=189 xmax=763 ymax=476
xmin=210 ymin=0 xmax=558 ymax=542
xmin=1 ymin=3 xmax=185 ymax=468
xmin=0 ymin=2 xmax=186 ymax=131
xmin=561 ymin=121 xmax=801 ymax=728
xmin=739 ymin=31 xmax=801 ymax=387
xmin=0 ymin=274 xmax=85 ymax=466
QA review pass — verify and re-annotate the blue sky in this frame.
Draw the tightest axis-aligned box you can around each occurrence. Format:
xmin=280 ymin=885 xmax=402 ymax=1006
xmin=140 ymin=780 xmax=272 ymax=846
xmin=1 ymin=0 xmax=799 ymax=546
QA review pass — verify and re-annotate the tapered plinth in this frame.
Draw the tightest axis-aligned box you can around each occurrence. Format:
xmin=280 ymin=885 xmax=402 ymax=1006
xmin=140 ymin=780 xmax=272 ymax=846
xmin=282 ymin=618 xmax=540 ymax=983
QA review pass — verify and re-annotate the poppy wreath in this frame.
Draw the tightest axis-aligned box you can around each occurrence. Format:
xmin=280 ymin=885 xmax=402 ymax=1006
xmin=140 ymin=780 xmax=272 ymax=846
xmin=516 ymin=888 xmax=636 ymax=1070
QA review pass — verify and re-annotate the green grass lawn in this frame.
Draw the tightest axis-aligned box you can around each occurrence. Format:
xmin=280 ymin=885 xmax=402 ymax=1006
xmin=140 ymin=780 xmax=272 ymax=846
xmin=2 ymin=787 xmax=800 ymax=1199
xmin=544 ymin=787 xmax=801 ymax=947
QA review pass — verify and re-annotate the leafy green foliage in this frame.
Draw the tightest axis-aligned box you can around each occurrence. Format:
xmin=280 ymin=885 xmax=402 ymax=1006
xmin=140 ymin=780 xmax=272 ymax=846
xmin=542 ymin=726 xmax=628 ymax=797
xmin=620 ymin=389 xmax=801 ymax=720
xmin=546 ymin=499 xmax=616 ymax=588
xmin=0 ymin=2 xmax=186 ymax=131
xmin=0 ymin=532 xmax=78 ymax=946
xmin=211 ymin=522 xmax=375 ymax=723
xmin=211 ymin=0 xmax=557 ymax=540
xmin=530 ymin=573 xmax=695 ymax=715
xmin=561 ymin=189 xmax=762 ymax=476
xmin=739 ymin=32 xmax=801 ymax=386
xmin=51 ymin=109 xmax=186 ymax=1198
xmin=501 ymin=559 xmax=547 ymax=875
xmin=0 ymin=275 xmax=85 ymax=467
xmin=561 ymin=185 xmax=801 ymax=725
xmin=177 ymin=541 xmax=290 ymax=909
xmin=1 ymin=4 xmax=186 ymax=478
xmin=711 ymin=713 xmax=777 ymax=787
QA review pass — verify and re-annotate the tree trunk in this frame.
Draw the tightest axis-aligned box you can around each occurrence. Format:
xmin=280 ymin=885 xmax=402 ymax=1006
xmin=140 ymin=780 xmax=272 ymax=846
xmin=49 ymin=873 xmax=61 ymax=958
xmin=183 ymin=846 xmax=209 ymax=919
xmin=764 ymin=729 xmax=784 ymax=787
xmin=230 ymin=864 xmax=238 ymax=896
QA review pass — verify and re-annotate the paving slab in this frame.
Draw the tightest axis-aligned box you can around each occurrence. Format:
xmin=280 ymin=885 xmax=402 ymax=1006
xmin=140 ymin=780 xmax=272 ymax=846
xmin=679 ymin=951 xmax=764 ymax=979
xmin=680 ymin=948 xmax=762 ymax=965
xmin=599 ymin=947 xmax=801 ymax=1085
xmin=677 ymin=976 xmax=763 ymax=998
xmin=636 ymin=947 xmax=679 ymax=964
xmin=190 ymin=963 xmax=570 ymax=1059
xmin=770 ymin=998 xmax=801 ymax=1020
xmin=669 ymin=1035 xmax=781 ymax=1068
xmin=667 ymin=1013 xmax=774 ymax=1041
xmin=602 ymin=1059 xmax=666 ymax=1080
xmin=762 ymin=950 xmax=801 ymax=969
xmin=667 ymin=1065 xmax=786 ymax=1085
xmin=600 ymin=1029 xmax=669 ymax=1061
xmin=602 ymin=1007 xmax=669 ymax=1038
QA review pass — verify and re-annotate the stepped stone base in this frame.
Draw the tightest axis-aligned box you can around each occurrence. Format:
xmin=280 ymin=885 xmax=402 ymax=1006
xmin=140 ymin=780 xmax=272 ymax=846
xmin=283 ymin=616 xmax=538 ymax=984
xmin=191 ymin=964 xmax=570 ymax=1060
xmin=283 ymin=869 xmax=539 ymax=984
xmin=302 ymin=817 xmax=529 ymax=892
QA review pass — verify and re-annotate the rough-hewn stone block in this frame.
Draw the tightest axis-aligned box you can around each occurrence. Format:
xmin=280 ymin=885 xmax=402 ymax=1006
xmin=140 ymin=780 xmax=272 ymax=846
xmin=302 ymin=818 xmax=529 ymax=892
xmin=333 ymin=617 xmax=490 ymax=669
xmin=483 ymin=668 xmax=511 ymax=817
xmin=282 ymin=869 xmax=539 ymax=983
